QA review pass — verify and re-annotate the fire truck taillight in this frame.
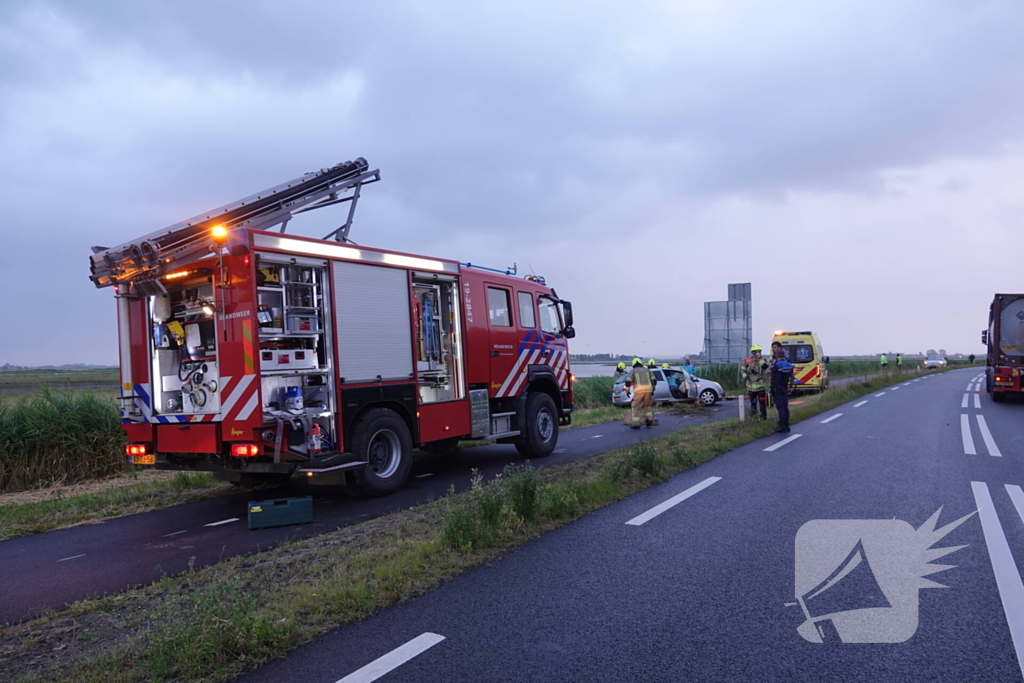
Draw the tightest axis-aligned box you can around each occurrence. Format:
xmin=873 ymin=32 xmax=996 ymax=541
xmin=231 ymin=444 xmax=260 ymax=457
xmin=126 ymin=444 xmax=155 ymax=465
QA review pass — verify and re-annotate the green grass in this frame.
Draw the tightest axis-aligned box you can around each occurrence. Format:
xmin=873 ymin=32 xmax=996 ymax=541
xmin=0 ymin=368 xmax=119 ymax=388
xmin=0 ymin=472 xmax=232 ymax=541
xmin=571 ymin=375 xmax=615 ymax=409
xmin=0 ymin=367 xmax=944 ymax=683
xmin=0 ymin=389 xmax=127 ymax=491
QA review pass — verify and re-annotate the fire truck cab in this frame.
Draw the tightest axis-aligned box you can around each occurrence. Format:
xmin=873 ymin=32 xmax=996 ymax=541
xmin=90 ymin=159 xmax=574 ymax=495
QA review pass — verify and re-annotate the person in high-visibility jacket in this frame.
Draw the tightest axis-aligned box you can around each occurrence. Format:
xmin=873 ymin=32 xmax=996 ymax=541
xmin=896 ymin=354 xmax=903 ymax=371
xmin=880 ymin=353 xmax=888 ymax=372
xmin=742 ymin=345 xmax=771 ymax=420
xmin=624 ymin=358 xmax=657 ymax=429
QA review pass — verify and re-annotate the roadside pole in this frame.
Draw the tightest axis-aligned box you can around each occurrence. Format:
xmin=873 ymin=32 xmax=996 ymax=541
xmin=739 ymin=393 xmax=746 ymax=422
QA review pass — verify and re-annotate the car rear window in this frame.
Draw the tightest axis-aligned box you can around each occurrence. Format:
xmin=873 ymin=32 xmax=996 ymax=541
xmin=781 ymin=344 xmax=815 ymax=364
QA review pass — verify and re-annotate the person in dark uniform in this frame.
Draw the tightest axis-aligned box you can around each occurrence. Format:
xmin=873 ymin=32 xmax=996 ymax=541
xmin=969 ymin=354 xmax=976 ymax=364
xmin=770 ymin=348 xmax=794 ymax=433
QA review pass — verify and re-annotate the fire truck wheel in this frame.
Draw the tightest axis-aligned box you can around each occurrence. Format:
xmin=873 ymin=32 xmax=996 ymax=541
xmin=350 ymin=408 xmax=413 ymax=496
xmin=515 ymin=392 xmax=558 ymax=459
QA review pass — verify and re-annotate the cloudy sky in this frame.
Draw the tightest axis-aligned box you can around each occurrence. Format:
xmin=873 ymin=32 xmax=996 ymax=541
xmin=2 ymin=0 xmax=1021 ymax=365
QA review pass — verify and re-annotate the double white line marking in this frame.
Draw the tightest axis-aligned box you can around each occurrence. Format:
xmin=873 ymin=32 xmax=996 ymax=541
xmin=961 ymin=414 xmax=1001 ymax=456
xmin=971 ymin=482 xmax=1024 ymax=677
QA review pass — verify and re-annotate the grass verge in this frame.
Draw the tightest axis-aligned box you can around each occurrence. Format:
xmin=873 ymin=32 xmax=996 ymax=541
xmin=0 ymin=368 xmax=941 ymax=682
xmin=0 ymin=472 xmax=233 ymax=541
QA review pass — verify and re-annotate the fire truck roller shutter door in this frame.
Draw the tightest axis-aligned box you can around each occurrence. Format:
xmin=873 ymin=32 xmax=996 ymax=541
xmin=332 ymin=261 xmax=414 ymax=383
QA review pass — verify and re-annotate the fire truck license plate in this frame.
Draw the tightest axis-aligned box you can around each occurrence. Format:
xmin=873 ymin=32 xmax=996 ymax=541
xmin=131 ymin=454 xmax=156 ymax=465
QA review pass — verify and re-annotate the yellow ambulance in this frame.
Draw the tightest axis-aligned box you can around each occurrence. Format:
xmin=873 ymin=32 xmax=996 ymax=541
xmin=773 ymin=331 xmax=829 ymax=392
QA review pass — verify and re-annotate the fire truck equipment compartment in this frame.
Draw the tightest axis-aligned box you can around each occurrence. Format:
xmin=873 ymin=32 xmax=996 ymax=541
xmin=333 ymin=260 xmax=413 ymax=383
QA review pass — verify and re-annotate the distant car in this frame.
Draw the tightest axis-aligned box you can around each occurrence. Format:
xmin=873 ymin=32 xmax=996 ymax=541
xmin=612 ymin=368 xmax=724 ymax=407
xmin=923 ymin=356 xmax=947 ymax=369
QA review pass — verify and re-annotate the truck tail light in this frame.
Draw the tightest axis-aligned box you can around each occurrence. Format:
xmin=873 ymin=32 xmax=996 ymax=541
xmin=126 ymin=444 xmax=155 ymax=465
xmin=231 ymin=443 xmax=260 ymax=457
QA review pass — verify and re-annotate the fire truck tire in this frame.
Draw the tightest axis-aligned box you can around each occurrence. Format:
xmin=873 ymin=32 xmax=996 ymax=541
xmin=515 ymin=392 xmax=558 ymax=459
xmin=350 ymin=408 xmax=414 ymax=496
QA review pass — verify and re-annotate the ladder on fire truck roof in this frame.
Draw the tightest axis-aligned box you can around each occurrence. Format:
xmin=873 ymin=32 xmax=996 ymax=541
xmin=89 ymin=158 xmax=380 ymax=290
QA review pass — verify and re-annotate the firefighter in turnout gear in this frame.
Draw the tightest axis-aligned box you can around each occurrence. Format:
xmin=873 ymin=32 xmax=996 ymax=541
xmin=743 ymin=345 xmax=771 ymax=420
xmin=624 ymin=358 xmax=658 ymax=429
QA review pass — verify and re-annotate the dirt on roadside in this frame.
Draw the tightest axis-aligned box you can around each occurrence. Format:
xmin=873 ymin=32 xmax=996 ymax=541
xmin=0 ymin=471 xmax=178 ymax=508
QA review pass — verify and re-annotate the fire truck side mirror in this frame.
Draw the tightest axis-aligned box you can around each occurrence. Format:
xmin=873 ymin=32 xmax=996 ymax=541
xmin=561 ymin=300 xmax=573 ymax=327
xmin=981 ymin=330 xmax=987 ymax=345
xmin=563 ymin=325 xmax=576 ymax=339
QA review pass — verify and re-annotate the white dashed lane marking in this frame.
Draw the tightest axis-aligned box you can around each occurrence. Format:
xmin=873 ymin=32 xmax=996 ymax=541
xmin=820 ymin=414 xmax=843 ymax=424
xmin=163 ymin=530 xmax=187 ymax=538
xmin=962 ymin=394 xmax=969 ymax=408
xmin=764 ymin=434 xmax=803 ymax=452
xmin=625 ymin=477 xmax=722 ymax=526
xmin=961 ymin=414 xmax=977 ymax=455
xmin=854 ymin=400 xmax=868 ymax=407
xmin=875 ymin=392 xmax=886 ymax=397
xmin=336 ymin=633 xmax=446 ymax=683
xmin=976 ymin=416 xmax=1002 ymax=457
xmin=204 ymin=518 xmax=240 ymax=527
xmin=974 ymin=393 xmax=981 ymax=410
xmin=56 ymin=554 xmax=85 ymax=563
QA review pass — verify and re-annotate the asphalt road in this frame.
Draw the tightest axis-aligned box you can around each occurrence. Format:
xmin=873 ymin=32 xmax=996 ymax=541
xmin=237 ymin=368 xmax=1024 ymax=683
xmin=0 ymin=402 xmax=732 ymax=625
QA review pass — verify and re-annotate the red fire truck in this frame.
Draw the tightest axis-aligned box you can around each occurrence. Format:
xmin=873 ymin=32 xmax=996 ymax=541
xmin=89 ymin=158 xmax=575 ymax=495
xmin=982 ymin=293 xmax=1024 ymax=402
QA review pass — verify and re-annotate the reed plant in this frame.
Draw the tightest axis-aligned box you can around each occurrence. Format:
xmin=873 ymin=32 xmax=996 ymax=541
xmin=0 ymin=388 xmax=126 ymax=491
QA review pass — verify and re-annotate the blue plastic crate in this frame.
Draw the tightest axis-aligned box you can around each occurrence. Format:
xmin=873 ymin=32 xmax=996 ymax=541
xmin=248 ymin=496 xmax=313 ymax=530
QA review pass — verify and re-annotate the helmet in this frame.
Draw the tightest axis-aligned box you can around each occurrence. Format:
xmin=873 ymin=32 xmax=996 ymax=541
xmin=617 ymin=362 xmax=626 ymax=370
xmin=751 ymin=345 xmax=762 ymax=353
xmin=662 ymin=363 xmax=670 ymax=368
xmin=648 ymin=359 xmax=657 ymax=367
xmin=632 ymin=357 xmax=643 ymax=367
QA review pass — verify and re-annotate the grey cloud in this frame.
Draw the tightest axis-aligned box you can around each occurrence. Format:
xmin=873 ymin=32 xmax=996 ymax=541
xmin=1 ymin=0 xmax=1022 ymax=362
